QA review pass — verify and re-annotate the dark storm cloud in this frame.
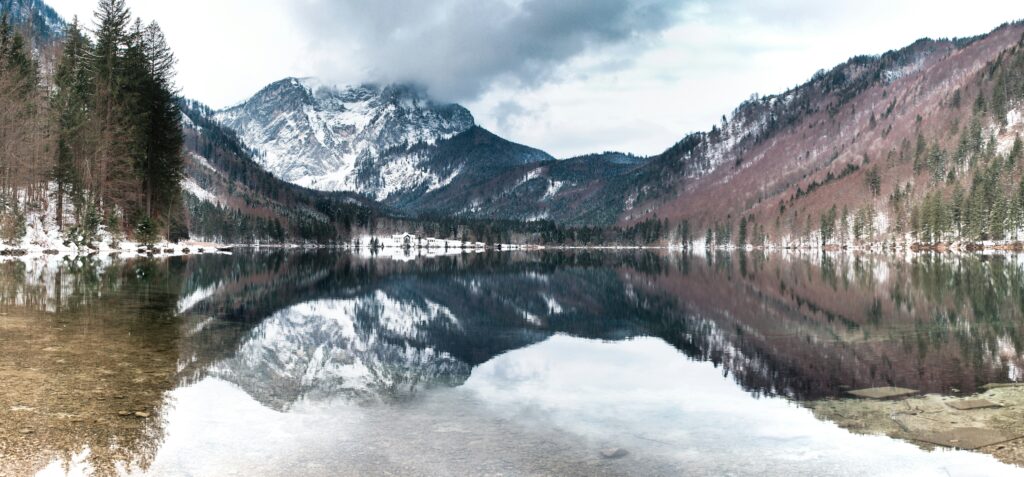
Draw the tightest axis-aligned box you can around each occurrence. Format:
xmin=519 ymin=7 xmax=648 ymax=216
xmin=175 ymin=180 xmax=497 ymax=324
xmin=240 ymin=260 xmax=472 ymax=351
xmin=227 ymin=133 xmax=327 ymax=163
xmin=289 ymin=0 xmax=686 ymax=100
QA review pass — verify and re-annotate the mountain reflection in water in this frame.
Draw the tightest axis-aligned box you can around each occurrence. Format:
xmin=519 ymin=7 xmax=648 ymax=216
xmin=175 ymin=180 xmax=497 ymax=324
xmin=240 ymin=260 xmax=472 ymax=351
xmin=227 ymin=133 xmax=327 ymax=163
xmin=2 ymin=250 xmax=1024 ymax=475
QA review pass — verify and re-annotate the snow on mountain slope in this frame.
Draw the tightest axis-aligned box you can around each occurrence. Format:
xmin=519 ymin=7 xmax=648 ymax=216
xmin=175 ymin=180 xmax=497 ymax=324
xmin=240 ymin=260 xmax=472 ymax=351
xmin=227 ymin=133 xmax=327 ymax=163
xmin=214 ymin=78 xmax=475 ymax=200
xmin=0 ymin=0 xmax=65 ymax=42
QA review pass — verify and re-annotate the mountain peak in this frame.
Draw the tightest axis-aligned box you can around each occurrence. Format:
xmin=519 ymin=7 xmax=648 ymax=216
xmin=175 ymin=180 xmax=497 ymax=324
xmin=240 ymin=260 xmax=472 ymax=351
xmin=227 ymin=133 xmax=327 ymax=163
xmin=215 ymin=77 xmax=475 ymax=197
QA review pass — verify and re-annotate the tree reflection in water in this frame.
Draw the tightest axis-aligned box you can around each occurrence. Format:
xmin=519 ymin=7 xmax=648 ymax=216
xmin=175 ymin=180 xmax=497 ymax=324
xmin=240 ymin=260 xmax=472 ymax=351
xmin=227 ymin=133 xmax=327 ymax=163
xmin=4 ymin=250 xmax=1024 ymax=474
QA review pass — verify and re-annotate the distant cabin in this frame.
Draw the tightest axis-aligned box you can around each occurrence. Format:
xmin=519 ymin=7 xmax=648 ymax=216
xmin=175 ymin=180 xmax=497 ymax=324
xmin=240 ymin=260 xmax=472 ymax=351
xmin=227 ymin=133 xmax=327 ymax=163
xmin=391 ymin=233 xmax=417 ymax=248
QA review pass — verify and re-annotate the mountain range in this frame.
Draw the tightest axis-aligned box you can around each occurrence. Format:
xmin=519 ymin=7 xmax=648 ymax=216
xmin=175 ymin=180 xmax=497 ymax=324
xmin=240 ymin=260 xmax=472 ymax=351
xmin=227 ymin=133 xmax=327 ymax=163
xmin=212 ymin=20 xmax=1024 ymax=244
xmin=212 ymin=78 xmax=646 ymax=225
xmin=11 ymin=0 xmax=1024 ymax=245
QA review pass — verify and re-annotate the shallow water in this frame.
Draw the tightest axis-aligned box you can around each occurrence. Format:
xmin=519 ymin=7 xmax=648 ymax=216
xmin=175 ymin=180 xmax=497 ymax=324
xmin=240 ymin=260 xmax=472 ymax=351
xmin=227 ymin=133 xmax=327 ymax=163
xmin=4 ymin=250 xmax=1024 ymax=476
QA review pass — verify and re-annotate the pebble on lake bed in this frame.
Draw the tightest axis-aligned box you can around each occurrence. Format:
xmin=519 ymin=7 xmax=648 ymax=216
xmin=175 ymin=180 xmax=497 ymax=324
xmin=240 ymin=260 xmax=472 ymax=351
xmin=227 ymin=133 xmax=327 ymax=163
xmin=600 ymin=448 xmax=629 ymax=459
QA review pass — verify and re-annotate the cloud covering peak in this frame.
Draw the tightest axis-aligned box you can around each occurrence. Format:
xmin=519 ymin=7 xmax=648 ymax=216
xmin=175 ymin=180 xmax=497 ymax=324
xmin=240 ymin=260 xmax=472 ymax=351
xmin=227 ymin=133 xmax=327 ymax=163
xmin=289 ymin=0 xmax=685 ymax=101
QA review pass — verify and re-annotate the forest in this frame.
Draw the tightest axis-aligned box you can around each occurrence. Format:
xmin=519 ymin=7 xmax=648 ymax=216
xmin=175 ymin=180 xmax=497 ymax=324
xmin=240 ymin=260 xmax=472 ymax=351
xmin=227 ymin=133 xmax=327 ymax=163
xmin=671 ymin=29 xmax=1024 ymax=251
xmin=0 ymin=0 xmax=183 ymax=247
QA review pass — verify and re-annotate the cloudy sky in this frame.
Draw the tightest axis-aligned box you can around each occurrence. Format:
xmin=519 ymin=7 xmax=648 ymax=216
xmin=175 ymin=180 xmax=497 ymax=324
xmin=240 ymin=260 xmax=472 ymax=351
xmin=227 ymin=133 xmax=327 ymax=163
xmin=46 ymin=0 xmax=1024 ymax=158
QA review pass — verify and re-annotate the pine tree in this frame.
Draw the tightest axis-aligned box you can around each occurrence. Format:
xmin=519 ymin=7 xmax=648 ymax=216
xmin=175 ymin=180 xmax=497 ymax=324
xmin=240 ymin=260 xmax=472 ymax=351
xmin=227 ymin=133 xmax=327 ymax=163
xmin=951 ymin=182 xmax=965 ymax=236
xmin=992 ymin=192 xmax=1009 ymax=241
xmin=1015 ymin=177 xmax=1024 ymax=239
xmin=128 ymin=20 xmax=183 ymax=226
xmin=928 ymin=143 xmax=946 ymax=183
xmin=819 ymin=205 xmax=837 ymax=246
xmin=89 ymin=0 xmax=135 ymax=218
xmin=1010 ymin=136 xmax=1023 ymax=167
xmin=52 ymin=18 xmax=94 ymax=231
xmin=839 ymin=205 xmax=849 ymax=244
xmin=865 ymin=166 xmax=882 ymax=196
xmin=737 ymin=216 xmax=747 ymax=247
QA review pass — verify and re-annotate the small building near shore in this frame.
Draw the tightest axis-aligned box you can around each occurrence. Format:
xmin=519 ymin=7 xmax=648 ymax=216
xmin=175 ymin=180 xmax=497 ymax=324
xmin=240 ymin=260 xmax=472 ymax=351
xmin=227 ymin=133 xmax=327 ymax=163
xmin=391 ymin=233 xmax=417 ymax=248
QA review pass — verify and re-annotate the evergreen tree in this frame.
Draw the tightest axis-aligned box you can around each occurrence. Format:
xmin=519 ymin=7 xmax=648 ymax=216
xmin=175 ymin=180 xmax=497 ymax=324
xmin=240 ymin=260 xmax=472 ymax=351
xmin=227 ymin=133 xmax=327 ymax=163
xmin=1015 ymin=177 xmax=1024 ymax=239
xmin=737 ymin=216 xmax=747 ymax=247
xmin=839 ymin=205 xmax=849 ymax=244
xmin=1010 ymin=135 xmax=1023 ymax=167
xmin=819 ymin=205 xmax=837 ymax=246
xmin=951 ymin=182 xmax=965 ymax=236
xmin=865 ymin=166 xmax=882 ymax=196
xmin=52 ymin=18 xmax=94 ymax=231
xmin=133 ymin=21 xmax=183 ymax=226
xmin=992 ymin=194 xmax=1009 ymax=240
xmin=89 ymin=0 xmax=137 ymax=218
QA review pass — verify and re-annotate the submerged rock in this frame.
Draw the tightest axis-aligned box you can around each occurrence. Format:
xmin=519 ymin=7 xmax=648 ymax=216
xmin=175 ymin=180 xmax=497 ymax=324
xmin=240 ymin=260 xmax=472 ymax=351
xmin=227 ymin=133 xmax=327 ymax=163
xmin=810 ymin=386 xmax=1024 ymax=467
xmin=911 ymin=427 xmax=1020 ymax=450
xmin=847 ymin=387 xmax=918 ymax=399
xmin=600 ymin=448 xmax=629 ymax=459
xmin=947 ymin=399 xmax=1001 ymax=411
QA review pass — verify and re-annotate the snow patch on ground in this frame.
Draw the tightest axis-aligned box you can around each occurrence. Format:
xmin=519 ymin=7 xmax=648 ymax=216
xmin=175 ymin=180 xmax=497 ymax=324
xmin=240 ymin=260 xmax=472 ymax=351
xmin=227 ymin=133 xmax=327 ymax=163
xmin=0 ymin=184 xmax=230 ymax=257
xmin=542 ymin=180 xmax=565 ymax=201
xmin=183 ymin=179 xmax=221 ymax=205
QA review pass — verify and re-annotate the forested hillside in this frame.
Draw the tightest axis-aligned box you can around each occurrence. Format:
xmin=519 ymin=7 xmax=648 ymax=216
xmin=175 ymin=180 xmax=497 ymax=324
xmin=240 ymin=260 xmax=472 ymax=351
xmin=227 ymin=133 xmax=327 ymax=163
xmin=0 ymin=0 xmax=63 ymax=43
xmin=623 ymin=22 xmax=1024 ymax=249
xmin=0 ymin=0 xmax=184 ymax=247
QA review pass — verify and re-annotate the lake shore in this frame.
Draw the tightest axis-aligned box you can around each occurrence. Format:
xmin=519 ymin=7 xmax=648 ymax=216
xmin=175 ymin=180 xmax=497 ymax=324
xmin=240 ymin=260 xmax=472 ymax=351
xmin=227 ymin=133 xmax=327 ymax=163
xmin=0 ymin=240 xmax=234 ymax=260
xmin=10 ymin=238 xmax=1024 ymax=261
xmin=809 ymin=386 xmax=1024 ymax=467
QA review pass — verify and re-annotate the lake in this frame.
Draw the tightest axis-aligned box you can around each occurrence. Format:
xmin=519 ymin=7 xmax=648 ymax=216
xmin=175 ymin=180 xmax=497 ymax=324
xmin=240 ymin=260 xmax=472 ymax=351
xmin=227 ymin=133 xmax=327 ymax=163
xmin=3 ymin=250 xmax=1024 ymax=476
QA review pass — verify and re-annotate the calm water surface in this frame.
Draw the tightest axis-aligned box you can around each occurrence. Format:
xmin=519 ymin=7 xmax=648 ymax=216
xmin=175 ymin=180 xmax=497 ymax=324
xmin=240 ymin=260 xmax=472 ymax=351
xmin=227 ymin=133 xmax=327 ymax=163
xmin=3 ymin=250 xmax=1024 ymax=476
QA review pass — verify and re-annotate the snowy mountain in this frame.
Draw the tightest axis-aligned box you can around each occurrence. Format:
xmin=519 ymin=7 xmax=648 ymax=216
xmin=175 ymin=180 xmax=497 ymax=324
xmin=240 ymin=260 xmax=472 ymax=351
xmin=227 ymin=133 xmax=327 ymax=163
xmin=212 ymin=78 xmax=625 ymax=223
xmin=214 ymin=78 xmax=477 ymax=199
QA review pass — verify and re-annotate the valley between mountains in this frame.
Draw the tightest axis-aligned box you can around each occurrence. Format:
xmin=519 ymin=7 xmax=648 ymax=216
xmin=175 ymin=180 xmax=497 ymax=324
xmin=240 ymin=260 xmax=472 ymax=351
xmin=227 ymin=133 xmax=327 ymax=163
xmin=185 ymin=20 xmax=1024 ymax=251
xmin=4 ymin=0 xmax=1024 ymax=251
